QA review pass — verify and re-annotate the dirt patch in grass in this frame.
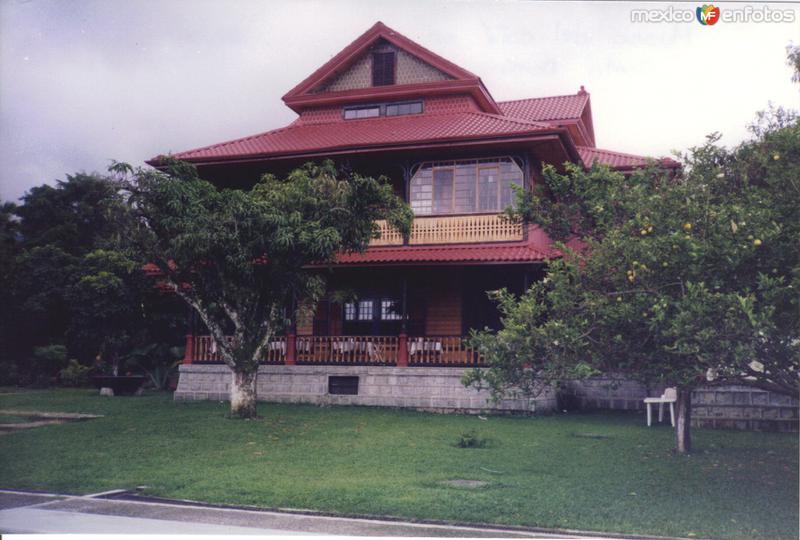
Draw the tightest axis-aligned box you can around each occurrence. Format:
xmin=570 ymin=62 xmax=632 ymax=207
xmin=0 ymin=409 xmax=102 ymax=434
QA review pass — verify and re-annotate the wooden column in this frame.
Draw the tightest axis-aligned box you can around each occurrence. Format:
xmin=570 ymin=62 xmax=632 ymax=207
xmin=397 ymin=276 xmax=409 ymax=367
xmin=397 ymin=333 xmax=408 ymax=367
xmin=285 ymin=297 xmax=297 ymax=365
xmin=183 ymin=334 xmax=194 ymax=364
xmin=285 ymin=333 xmax=296 ymax=365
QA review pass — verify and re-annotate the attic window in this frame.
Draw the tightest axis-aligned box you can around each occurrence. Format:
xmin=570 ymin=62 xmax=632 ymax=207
xmin=343 ymin=100 xmax=423 ymax=120
xmin=386 ymin=101 xmax=423 ymax=116
xmin=372 ymin=52 xmax=395 ymax=86
xmin=343 ymin=105 xmax=381 ymax=120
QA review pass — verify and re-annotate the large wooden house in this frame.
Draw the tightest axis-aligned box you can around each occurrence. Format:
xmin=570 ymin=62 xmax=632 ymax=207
xmin=154 ymin=22 xmax=677 ymax=411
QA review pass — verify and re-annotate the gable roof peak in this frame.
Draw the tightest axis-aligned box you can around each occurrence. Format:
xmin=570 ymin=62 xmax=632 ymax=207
xmin=281 ymin=21 xmax=499 ymax=114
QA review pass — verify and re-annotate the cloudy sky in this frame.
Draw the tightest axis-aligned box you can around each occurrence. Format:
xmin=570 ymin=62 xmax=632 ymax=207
xmin=1 ymin=0 xmax=797 ymax=201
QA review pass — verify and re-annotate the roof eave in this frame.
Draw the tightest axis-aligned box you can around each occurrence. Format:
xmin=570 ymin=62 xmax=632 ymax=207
xmin=157 ymin=130 xmax=570 ymax=168
xmin=284 ymin=79 xmax=501 ymax=114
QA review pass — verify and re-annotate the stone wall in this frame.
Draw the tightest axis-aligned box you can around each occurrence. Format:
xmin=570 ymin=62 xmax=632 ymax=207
xmin=175 ymin=364 xmax=557 ymax=414
xmin=568 ymin=377 xmax=798 ymax=432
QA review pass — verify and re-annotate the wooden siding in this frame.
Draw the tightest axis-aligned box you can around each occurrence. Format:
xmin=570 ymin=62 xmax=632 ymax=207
xmin=425 ymin=271 xmax=462 ymax=335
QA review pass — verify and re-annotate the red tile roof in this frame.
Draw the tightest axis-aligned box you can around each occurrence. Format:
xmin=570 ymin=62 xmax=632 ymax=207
xmin=498 ymin=93 xmax=589 ymax=123
xmin=167 ymin=111 xmax=553 ymax=162
xmin=578 ymin=146 xmax=680 ymax=170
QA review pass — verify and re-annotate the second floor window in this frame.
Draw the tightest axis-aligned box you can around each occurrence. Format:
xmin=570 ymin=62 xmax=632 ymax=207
xmin=410 ymin=157 xmax=523 ymax=215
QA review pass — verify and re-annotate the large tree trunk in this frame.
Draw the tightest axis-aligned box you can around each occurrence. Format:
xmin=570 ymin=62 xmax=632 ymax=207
xmin=675 ymin=388 xmax=692 ymax=454
xmin=230 ymin=368 xmax=258 ymax=418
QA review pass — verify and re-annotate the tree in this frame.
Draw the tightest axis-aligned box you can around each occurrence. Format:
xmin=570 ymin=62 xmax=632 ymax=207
xmin=465 ymin=109 xmax=799 ymax=453
xmin=3 ymin=173 xmax=184 ymax=386
xmin=15 ymin=173 xmax=128 ymax=256
xmin=66 ymin=249 xmax=183 ymax=380
xmin=114 ymin=159 xmax=412 ymax=418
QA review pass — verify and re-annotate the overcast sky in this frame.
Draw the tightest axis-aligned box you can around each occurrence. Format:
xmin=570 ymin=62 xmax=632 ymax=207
xmin=1 ymin=0 xmax=798 ymax=201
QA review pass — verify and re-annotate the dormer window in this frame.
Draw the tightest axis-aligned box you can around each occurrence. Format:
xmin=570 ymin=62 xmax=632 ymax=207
xmin=343 ymin=105 xmax=381 ymax=120
xmin=372 ymin=51 xmax=395 ymax=86
xmin=344 ymin=100 xmax=423 ymax=120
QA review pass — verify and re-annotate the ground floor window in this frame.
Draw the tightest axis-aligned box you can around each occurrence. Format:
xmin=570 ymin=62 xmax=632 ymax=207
xmin=343 ymin=297 xmax=403 ymax=335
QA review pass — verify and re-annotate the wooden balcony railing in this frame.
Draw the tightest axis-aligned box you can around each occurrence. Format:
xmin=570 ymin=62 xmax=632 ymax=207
xmin=408 ymin=336 xmax=484 ymax=367
xmin=193 ymin=335 xmax=286 ymax=364
xmin=296 ymin=335 xmax=398 ymax=365
xmin=188 ymin=335 xmax=483 ymax=367
xmin=372 ymin=213 xmax=523 ymax=247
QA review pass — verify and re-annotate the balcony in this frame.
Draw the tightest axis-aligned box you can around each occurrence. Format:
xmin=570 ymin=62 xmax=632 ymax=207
xmin=370 ymin=213 xmax=524 ymax=246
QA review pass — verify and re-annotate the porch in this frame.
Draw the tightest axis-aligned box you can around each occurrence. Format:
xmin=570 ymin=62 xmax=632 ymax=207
xmin=184 ymin=265 xmax=540 ymax=368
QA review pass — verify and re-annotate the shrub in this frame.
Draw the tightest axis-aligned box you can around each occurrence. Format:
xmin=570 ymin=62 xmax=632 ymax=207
xmin=455 ymin=429 xmax=488 ymax=448
xmin=59 ymin=359 xmax=91 ymax=387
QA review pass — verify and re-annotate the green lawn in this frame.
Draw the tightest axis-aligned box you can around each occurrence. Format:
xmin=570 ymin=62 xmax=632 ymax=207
xmin=0 ymin=389 xmax=796 ymax=540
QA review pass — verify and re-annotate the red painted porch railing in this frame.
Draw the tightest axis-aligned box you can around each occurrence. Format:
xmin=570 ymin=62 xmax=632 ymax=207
xmin=192 ymin=335 xmax=286 ymax=364
xmin=188 ymin=335 xmax=481 ymax=366
xmin=295 ymin=335 xmax=398 ymax=365
xmin=407 ymin=336 xmax=484 ymax=366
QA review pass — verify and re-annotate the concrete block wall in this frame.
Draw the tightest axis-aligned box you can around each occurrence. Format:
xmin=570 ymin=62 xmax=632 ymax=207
xmin=175 ymin=364 xmax=557 ymax=414
xmin=568 ymin=377 xmax=798 ymax=432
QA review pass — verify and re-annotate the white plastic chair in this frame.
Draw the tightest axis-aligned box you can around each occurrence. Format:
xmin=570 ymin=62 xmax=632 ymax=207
xmin=644 ymin=387 xmax=677 ymax=427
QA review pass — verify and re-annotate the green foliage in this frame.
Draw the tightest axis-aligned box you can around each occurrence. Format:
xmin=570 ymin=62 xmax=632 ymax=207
xmin=1 ymin=173 xmax=185 ymax=385
xmin=26 ymin=344 xmax=68 ymax=387
xmin=125 ymin=343 xmax=183 ymax=390
xmin=32 ymin=344 xmax=68 ymax=366
xmin=467 ymin=108 xmax=799 ymax=406
xmin=115 ymin=159 xmax=412 ymax=382
xmin=59 ymin=359 xmax=91 ymax=387
xmin=15 ymin=173 xmax=128 ymax=256
xmin=455 ymin=429 xmax=488 ymax=448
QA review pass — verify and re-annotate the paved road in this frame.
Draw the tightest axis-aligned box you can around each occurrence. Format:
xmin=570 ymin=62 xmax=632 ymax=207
xmin=0 ymin=489 xmax=646 ymax=538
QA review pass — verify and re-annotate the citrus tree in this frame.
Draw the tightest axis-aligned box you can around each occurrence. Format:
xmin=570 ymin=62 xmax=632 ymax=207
xmin=465 ymin=109 xmax=799 ymax=453
xmin=115 ymin=159 xmax=412 ymax=418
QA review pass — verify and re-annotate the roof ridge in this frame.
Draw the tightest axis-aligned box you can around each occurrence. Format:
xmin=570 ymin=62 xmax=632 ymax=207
xmin=580 ymin=146 xmax=660 ymax=159
xmin=498 ymin=93 xmax=587 ymax=105
xmin=470 ymin=111 xmax=551 ymax=129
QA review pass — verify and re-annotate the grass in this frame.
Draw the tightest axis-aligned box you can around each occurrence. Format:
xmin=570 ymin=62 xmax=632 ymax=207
xmin=0 ymin=388 xmax=797 ymax=540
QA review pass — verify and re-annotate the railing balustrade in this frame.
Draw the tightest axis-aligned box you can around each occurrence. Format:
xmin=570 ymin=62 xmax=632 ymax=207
xmin=372 ymin=213 xmax=523 ymax=247
xmin=408 ymin=336 xmax=484 ymax=366
xmin=190 ymin=334 xmax=482 ymax=366
xmin=192 ymin=335 xmax=286 ymax=364
xmin=295 ymin=335 xmax=398 ymax=365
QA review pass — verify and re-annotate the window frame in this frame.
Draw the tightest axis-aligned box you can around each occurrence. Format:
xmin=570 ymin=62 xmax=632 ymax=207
xmin=477 ymin=164 xmax=502 ymax=212
xmin=343 ymin=105 xmax=381 ymax=120
xmin=411 ymin=157 xmax=524 ymax=217
xmin=343 ymin=100 xmax=423 ymax=121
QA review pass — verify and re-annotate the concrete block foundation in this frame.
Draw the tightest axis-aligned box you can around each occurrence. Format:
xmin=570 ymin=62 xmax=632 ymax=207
xmin=568 ymin=377 xmax=798 ymax=432
xmin=175 ymin=364 xmax=557 ymax=414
